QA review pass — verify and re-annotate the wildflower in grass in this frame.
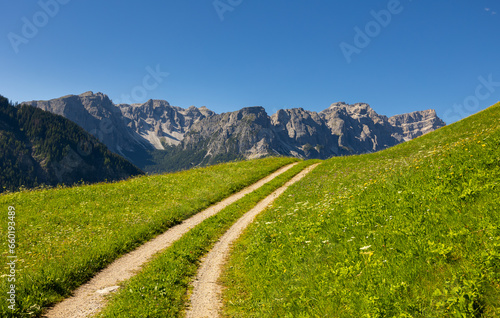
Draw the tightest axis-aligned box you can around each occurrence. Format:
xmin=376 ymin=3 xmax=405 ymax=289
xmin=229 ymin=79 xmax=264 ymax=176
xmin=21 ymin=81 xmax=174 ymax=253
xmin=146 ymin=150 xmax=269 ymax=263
xmin=360 ymin=245 xmax=371 ymax=250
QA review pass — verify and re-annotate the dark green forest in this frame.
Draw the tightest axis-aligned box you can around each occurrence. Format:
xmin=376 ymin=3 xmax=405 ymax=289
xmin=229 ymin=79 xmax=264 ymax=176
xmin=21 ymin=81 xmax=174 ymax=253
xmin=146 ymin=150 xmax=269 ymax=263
xmin=0 ymin=95 xmax=143 ymax=194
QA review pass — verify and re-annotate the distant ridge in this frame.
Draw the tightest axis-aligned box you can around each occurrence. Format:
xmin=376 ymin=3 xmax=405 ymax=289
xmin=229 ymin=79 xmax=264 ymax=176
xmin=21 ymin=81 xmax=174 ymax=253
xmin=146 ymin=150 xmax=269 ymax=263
xmin=27 ymin=92 xmax=446 ymax=172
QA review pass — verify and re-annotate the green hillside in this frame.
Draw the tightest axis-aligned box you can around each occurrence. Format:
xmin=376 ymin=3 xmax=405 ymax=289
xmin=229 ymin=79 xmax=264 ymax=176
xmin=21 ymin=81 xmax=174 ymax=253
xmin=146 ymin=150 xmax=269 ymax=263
xmin=222 ymin=103 xmax=500 ymax=317
xmin=97 ymin=160 xmax=319 ymax=318
xmin=0 ymin=157 xmax=296 ymax=317
xmin=2 ymin=100 xmax=498 ymax=317
xmin=0 ymin=95 xmax=143 ymax=193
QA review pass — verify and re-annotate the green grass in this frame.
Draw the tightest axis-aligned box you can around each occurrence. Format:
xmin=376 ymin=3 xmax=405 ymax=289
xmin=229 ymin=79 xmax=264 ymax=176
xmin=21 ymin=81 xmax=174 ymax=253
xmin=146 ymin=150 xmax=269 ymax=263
xmin=221 ymin=103 xmax=500 ymax=317
xmin=0 ymin=157 xmax=297 ymax=317
xmin=96 ymin=160 xmax=320 ymax=318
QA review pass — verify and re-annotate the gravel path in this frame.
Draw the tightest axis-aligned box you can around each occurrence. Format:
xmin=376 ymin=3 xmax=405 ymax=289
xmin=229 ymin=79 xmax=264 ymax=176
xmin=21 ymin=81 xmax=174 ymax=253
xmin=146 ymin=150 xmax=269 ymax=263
xmin=185 ymin=163 xmax=319 ymax=318
xmin=42 ymin=163 xmax=298 ymax=318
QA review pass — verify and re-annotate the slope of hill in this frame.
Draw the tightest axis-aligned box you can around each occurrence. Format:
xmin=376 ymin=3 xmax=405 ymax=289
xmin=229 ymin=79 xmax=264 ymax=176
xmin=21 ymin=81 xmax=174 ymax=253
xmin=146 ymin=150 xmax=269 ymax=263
xmin=0 ymin=157 xmax=296 ymax=317
xmin=222 ymin=103 xmax=500 ymax=317
xmin=95 ymin=160 xmax=318 ymax=318
xmin=27 ymin=92 xmax=445 ymax=172
xmin=0 ymin=95 xmax=143 ymax=193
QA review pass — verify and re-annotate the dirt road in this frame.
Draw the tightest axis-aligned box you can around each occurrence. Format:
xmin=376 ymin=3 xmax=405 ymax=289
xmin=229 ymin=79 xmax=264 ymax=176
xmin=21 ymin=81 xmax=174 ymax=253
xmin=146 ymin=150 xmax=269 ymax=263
xmin=42 ymin=163 xmax=299 ymax=318
xmin=185 ymin=163 xmax=319 ymax=318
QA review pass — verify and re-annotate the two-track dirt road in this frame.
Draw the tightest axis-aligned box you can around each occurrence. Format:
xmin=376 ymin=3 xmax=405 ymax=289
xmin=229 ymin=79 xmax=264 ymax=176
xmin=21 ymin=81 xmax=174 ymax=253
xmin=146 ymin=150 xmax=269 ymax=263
xmin=185 ymin=163 xmax=319 ymax=318
xmin=42 ymin=162 xmax=319 ymax=318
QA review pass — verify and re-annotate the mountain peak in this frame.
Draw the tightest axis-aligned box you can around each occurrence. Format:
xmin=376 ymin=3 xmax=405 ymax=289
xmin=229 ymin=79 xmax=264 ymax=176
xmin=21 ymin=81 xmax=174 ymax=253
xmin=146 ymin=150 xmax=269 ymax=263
xmin=79 ymin=91 xmax=108 ymax=98
xmin=329 ymin=102 xmax=349 ymax=108
xmin=80 ymin=91 xmax=95 ymax=97
xmin=238 ymin=106 xmax=267 ymax=114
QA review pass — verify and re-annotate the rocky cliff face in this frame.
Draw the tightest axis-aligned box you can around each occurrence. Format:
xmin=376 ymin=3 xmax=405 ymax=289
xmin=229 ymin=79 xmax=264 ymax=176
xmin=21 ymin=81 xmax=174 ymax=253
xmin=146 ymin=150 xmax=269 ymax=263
xmin=27 ymin=92 xmax=214 ymax=160
xmin=119 ymin=100 xmax=214 ymax=149
xmin=27 ymin=92 xmax=150 ymax=157
xmin=183 ymin=102 xmax=445 ymax=161
xmin=182 ymin=107 xmax=277 ymax=159
xmin=388 ymin=109 xmax=445 ymax=141
xmin=27 ymin=92 xmax=446 ymax=171
xmin=271 ymin=107 xmax=343 ymax=158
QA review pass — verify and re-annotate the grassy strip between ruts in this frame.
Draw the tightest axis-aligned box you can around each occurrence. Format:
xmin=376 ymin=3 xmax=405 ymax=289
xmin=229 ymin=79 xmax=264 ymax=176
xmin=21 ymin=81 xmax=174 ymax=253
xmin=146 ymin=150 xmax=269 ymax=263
xmin=96 ymin=159 xmax=320 ymax=318
xmin=0 ymin=157 xmax=297 ymax=317
xmin=220 ymin=103 xmax=500 ymax=317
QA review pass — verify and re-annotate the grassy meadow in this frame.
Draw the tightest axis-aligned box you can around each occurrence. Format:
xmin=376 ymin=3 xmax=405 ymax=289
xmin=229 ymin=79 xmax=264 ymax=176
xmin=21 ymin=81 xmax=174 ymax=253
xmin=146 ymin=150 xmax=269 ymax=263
xmin=2 ymin=102 xmax=499 ymax=318
xmin=222 ymin=103 xmax=500 ymax=317
xmin=96 ymin=160 xmax=319 ymax=318
xmin=0 ymin=157 xmax=297 ymax=317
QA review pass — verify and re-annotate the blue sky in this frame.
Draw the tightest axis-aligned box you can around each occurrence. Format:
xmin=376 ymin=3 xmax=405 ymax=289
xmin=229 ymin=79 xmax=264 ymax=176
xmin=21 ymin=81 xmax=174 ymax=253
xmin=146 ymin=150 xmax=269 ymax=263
xmin=1 ymin=1 xmax=499 ymax=123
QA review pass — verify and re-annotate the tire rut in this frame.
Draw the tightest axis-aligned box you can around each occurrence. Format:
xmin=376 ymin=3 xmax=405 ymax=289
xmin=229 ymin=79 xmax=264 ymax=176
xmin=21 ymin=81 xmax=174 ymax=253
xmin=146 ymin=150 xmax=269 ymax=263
xmin=185 ymin=163 xmax=319 ymax=318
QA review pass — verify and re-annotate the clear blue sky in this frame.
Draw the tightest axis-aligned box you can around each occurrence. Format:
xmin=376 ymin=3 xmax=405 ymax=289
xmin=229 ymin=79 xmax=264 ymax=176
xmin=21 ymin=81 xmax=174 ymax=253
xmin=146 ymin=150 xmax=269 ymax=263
xmin=1 ymin=0 xmax=499 ymax=123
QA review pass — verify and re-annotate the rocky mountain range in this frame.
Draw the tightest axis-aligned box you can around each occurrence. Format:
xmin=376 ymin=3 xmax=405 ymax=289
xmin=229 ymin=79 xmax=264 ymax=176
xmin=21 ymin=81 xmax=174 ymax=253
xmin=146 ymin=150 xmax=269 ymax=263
xmin=26 ymin=92 xmax=446 ymax=172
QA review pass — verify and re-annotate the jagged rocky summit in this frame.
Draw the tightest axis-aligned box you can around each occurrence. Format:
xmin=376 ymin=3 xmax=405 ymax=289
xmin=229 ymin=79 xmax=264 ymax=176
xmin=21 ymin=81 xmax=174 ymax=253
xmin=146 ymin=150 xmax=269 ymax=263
xmin=27 ymin=92 xmax=446 ymax=171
